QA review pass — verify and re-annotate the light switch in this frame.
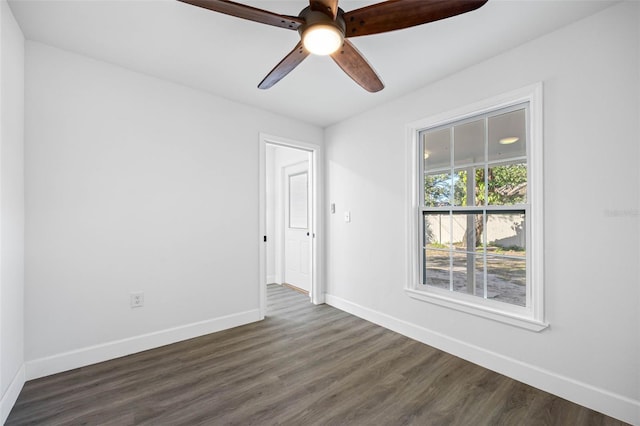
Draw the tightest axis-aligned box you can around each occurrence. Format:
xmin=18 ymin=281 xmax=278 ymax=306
xmin=344 ymin=211 xmax=351 ymax=223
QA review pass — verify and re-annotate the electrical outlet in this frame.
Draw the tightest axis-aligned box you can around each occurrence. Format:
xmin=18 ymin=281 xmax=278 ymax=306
xmin=130 ymin=292 xmax=144 ymax=308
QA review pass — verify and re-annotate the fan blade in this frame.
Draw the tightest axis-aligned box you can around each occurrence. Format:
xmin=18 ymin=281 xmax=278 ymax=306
xmin=309 ymin=0 xmax=339 ymax=20
xmin=343 ymin=0 xmax=487 ymax=37
xmin=330 ymin=40 xmax=383 ymax=92
xmin=259 ymin=42 xmax=310 ymax=89
xmin=178 ymin=0 xmax=304 ymax=30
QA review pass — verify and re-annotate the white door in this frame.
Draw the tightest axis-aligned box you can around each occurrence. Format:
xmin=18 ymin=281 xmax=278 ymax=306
xmin=284 ymin=162 xmax=311 ymax=293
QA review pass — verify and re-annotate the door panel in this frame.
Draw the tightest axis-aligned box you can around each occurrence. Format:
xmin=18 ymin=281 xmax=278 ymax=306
xmin=300 ymin=241 xmax=310 ymax=275
xmin=284 ymin=162 xmax=311 ymax=292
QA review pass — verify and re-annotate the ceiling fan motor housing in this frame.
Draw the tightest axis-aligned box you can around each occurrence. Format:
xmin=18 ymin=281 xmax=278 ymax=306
xmin=298 ymin=6 xmax=346 ymax=43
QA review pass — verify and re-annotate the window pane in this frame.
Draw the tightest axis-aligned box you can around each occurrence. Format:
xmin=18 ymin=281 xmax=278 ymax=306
xmin=451 ymin=212 xmax=483 ymax=250
xmin=487 ymin=212 xmax=526 ymax=252
xmin=453 ymin=168 xmax=485 ymax=207
xmin=452 ymin=250 xmax=484 ymax=297
xmin=454 ymin=119 xmax=485 ymax=167
xmin=424 ymin=212 xmax=451 ymax=247
xmin=424 ymin=212 xmax=451 ymax=289
xmin=451 ymin=212 xmax=484 ymax=297
xmin=487 ymin=162 xmax=527 ymax=205
xmin=474 ymin=168 xmax=486 ymax=206
xmin=453 ymin=169 xmax=466 ymax=206
xmin=486 ymin=255 xmax=526 ymax=307
xmin=425 ymin=172 xmax=452 ymax=207
xmin=423 ymin=128 xmax=450 ymax=170
xmin=425 ymin=247 xmax=450 ymax=289
xmin=488 ymin=108 xmax=526 ymax=162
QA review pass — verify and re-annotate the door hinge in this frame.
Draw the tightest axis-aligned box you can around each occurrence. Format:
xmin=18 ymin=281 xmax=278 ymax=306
xmin=263 ymin=235 xmax=267 ymax=242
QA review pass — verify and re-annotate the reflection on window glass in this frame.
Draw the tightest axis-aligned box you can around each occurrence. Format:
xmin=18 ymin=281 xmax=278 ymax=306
xmin=423 ymin=128 xmax=450 ymax=170
xmin=454 ymin=119 xmax=485 ymax=166
xmin=488 ymin=108 xmax=526 ymax=162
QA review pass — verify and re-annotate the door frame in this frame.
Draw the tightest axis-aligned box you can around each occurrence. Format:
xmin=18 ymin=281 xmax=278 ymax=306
xmin=259 ymin=134 xmax=324 ymax=319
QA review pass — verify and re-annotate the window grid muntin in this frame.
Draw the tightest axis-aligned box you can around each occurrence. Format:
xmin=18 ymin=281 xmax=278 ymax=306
xmin=424 ymin=155 xmax=528 ymax=175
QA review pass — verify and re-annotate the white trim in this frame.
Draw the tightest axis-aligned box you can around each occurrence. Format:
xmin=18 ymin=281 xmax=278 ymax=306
xmin=407 ymin=83 xmax=543 ymax=131
xmin=259 ymin=137 xmax=267 ymax=319
xmin=325 ymin=293 xmax=640 ymax=425
xmin=1 ymin=364 xmax=25 ymax=424
xmin=528 ymin=83 xmax=545 ymax=323
xmin=405 ymin=83 xmax=545 ymax=330
xmin=405 ymin=288 xmax=547 ymax=332
xmin=259 ymin=133 xmax=325 ymax=314
xmin=25 ymin=309 xmax=260 ymax=380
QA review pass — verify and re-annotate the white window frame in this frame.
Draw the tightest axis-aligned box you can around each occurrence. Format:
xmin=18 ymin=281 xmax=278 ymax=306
xmin=405 ymin=83 xmax=547 ymax=331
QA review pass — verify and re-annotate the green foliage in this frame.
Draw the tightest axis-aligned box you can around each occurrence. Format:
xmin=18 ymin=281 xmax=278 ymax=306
xmin=478 ymin=164 xmax=527 ymax=205
xmin=453 ymin=164 xmax=527 ymax=206
xmin=424 ymin=173 xmax=451 ymax=206
xmin=427 ymin=242 xmax=448 ymax=249
xmin=454 ymin=170 xmax=467 ymax=206
xmin=424 ymin=171 xmax=471 ymax=206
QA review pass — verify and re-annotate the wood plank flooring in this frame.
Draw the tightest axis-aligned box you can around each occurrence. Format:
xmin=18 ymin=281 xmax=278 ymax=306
xmin=7 ymin=284 xmax=627 ymax=425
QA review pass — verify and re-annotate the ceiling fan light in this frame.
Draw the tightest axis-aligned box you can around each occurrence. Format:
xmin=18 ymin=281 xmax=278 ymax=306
xmin=302 ymin=24 xmax=343 ymax=56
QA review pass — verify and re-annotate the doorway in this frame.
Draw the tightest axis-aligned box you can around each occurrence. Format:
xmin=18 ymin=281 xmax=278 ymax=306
xmin=259 ymin=134 xmax=323 ymax=319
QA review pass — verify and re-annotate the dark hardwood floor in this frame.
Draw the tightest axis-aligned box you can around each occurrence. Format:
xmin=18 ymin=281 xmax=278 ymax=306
xmin=7 ymin=284 xmax=626 ymax=425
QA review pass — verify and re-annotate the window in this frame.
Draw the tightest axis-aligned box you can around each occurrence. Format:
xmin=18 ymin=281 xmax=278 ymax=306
xmin=406 ymin=84 xmax=546 ymax=331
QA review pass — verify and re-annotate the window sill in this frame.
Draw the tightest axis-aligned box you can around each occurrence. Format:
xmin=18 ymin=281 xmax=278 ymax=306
xmin=405 ymin=288 xmax=549 ymax=332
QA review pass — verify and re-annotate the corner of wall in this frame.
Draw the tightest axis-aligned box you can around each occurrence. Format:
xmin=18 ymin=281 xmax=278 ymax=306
xmin=0 ymin=0 xmax=27 ymax=421
xmin=0 ymin=364 xmax=25 ymax=424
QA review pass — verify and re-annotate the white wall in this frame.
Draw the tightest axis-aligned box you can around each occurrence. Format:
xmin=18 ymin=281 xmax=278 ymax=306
xmin=0 ymin=0 xmax=25 ymax=422
xmin=24 ymin=42 xmax=323 ymax=378
xmin=325 ymin=2 xmax=639 ymax=424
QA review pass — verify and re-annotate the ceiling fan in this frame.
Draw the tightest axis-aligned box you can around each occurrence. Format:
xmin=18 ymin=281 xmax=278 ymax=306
xmin=178 ymin=0 xmax=488 ymax=92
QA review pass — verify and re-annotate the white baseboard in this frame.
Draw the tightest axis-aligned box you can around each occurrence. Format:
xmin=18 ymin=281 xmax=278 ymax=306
xmin=25 ymin=309 xmax=261 ymax=381
xmin=325 ymin=294 xmax=640 ymax=425
xmin=1 ymin=364 xmax=25 ymax=424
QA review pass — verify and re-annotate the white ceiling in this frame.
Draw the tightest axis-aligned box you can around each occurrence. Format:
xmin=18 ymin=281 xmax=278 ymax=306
xmin=8 ymin=0 xmax=616 ymax=127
